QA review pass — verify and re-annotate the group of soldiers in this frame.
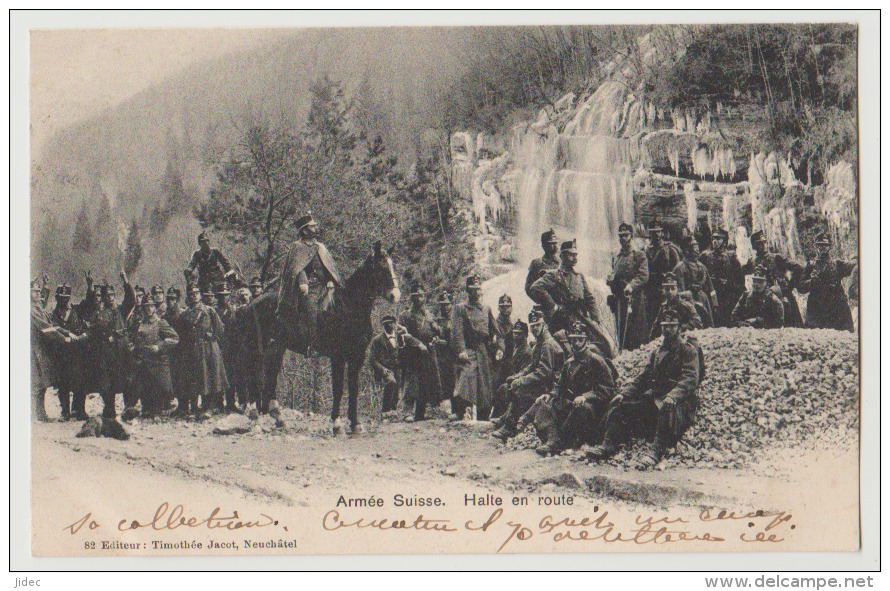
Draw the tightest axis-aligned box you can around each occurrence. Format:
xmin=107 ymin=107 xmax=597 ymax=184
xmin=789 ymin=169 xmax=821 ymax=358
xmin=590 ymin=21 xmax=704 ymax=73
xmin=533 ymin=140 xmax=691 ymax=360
xmin=365 ymin=221 xmax=856 ymax=468
xmin=30 ymin=231 xmax=271 ymax=423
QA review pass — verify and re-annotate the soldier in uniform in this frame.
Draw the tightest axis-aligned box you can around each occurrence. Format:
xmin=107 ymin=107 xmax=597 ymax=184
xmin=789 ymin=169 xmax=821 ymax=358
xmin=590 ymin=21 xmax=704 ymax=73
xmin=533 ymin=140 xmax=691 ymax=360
xmin=163 ymin=286 xmax=188 ymax=412
xmin=529 ymin=239 xmax=615 ymax=359
xmin=491 ymin=319 xmax=533 ymax=420
xmin=399 ymin=284 xmax=444 ymax=422
xmin=607 ymin=222 xmax=649 ymax=351
xmin=234 ymin=287 xmax=252 ymax=307
xmin=524 ymin=228 xmax=560 ymax=298
xmin=150 ymin=285 xmax=167 ymax=317
xmin=798 ymin=234 xmax=856 ymax=332
xmin=672 ymin=236 xmax=718 ymax=328
xmin=493 ymin=294 xmax=514 ymax=388
xmin=451 ymin=275 xmax=498 ymax=421
xmin=276 ymin=212 xmax=342 ymax=356
xmin=491 ymin=308 xmax=565 ymax=442
xmin=699 ymin=229 xmax=745 ymax=328
xmin=745 ymin=230 xmax=805 ymax=327
xmin=731 ymin=265 xmax=785 ymax=329
xmin=643 ymin=220 xmax=682 ymax=334
xmin=128 ymin=299 xmax=180 ymax=418
xmin=433 ymin=292 xmax=456 ymax=401
xmin=185 ymin=231 xmax=236 ymax=294
xmin=214 ymin=283 xmax=242 ymax=413
xmin=92 ymin=280 xmax=136 ymax=419
xmin=49 ymin=284 xmax=89 ymax=420
xmin=587 ymin=309 xmax=702 ymax=469
xmin=31 ymin=279 xmax=64 ymax=421
xmin=367 ymin=314 xmax=405 ymax=413
xmin=178 ymin=284 xmax=229 ymax=419
xmin=519 ymin=321 xmax=617 ymax=456
xmin=249 ymin=277 xmax=264 ymax=299
xmin=201 ymin=287 xmax=216 ymax=307
xmin=649 ymin=272 xmax=702 ymax=341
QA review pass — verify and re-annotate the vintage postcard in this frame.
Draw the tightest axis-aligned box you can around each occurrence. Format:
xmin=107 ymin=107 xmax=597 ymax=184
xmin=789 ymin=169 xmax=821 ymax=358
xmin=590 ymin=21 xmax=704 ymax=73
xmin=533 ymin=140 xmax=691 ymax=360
xmin=16 ymin=12 xmax=878 ymax=566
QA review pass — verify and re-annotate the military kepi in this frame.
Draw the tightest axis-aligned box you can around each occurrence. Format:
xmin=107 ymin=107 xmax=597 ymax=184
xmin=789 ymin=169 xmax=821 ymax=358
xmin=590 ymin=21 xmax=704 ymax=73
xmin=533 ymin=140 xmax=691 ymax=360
xmin=465 ymin=275 xmax=482 ymax=290
xmin=661 ymin=271 xmax=678 ymax=287
xmin=560 ymin=239 xmax=578 ymax=253
xmin=294 ymin=211 xmax=318 ymax=233
xmin=541 ymin=228 xmax=558 ymax=244
xmin=618 ymin=222 xmax=633 ymax=235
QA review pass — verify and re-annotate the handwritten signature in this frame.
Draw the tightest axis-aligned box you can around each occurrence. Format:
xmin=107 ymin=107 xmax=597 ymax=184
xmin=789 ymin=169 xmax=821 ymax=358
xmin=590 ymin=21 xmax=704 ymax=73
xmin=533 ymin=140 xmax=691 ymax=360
xmin=64 ymin=503 xmax=283 ymax=535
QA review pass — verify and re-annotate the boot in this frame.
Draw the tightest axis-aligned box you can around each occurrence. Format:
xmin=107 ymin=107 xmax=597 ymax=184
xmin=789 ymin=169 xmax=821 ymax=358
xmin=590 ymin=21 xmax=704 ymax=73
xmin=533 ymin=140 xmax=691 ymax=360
xmin=121 ymin=406 xmax=140 ymax=422
xmin=491 ymin=416 xmax=518 ymax=442
xmin=490 ymin=402 xmax=514 ymax=428
xmin=536 ymin=431 xmax=565 ymax=457
xmin=268 ymin=399 xmax=281 ymax=420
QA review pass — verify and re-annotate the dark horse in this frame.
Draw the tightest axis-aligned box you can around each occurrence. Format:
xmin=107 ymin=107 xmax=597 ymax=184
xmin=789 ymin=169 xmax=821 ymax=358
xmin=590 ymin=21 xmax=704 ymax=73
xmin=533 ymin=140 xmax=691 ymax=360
xmin=233 ymin=241 xmax=400 ymax=434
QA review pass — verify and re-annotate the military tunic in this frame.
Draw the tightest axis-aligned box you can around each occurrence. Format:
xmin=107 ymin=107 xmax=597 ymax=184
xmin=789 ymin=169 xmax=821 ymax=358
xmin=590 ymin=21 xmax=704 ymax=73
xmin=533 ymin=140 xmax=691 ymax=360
xmin=649 ymin=295 xmax=702 ymax=341
xmin=508 ymin=328 xmax=565 ymax=412
xmin=186 ymin=248 xmax=234 ymax=293
xmin=178 ymin=302 xmax=229 ymax=413
xmin=215 ymin=301 xmax=241 ymax=410
xmin=532 ymin=345 xmax=617 ymax=448
xmin=602 ymin=334 xmax=701 ymax=453
xmin=672 ymin=257 xmax=718 ymax=328
xmin=699 ymin=247 xmax=745 ymax=328
xmin=607 ymin=246 xmax=649 ymax=351
xmin=399 ymin=307 xmax=444 ymax=417
xmin=731 ymin=289 xmax=785 ymax=329
xmin=493 ymin=312 xmax=515 ymax=387
xmin=129 ymin=316 xmax=180 ymax=416
xmin=644 ymin=240 xmax=682 ymax=326
xmin=434 ymin=311 xmax=456 ymax=401
xmin=31 ymin=301 xmax=62 ymax=393
xmin=367 ymin=330 xmax=403 ymax=413
xmin=50 ymin=305 xmax=88 ymax=416
xmin=91 ymin=303 xmax=133 ymax=418
xmin=451 ymin=301 xmax=498 ymax=418
xmin=744 ymin=251 xmax=805 ymax=327
xmin=524 ymin=254 xmax=559 ymax=299
xmin=162 ymin=302 xmax=188 ymax=406
xmin=799 ymin=257 xmax=856 ymax=332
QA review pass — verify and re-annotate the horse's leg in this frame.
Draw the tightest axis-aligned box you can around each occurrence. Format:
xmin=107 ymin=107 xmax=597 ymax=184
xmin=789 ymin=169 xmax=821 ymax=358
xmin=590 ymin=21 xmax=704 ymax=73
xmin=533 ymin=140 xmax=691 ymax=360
xmin=330 ymin=357 xmax=345 ymax=434
xmin=347 ymin=359 xmax=362 ymax=433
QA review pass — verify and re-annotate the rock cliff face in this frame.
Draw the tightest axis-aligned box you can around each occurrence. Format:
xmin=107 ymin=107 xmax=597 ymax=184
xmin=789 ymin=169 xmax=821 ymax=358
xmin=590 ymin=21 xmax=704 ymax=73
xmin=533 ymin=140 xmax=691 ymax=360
xmin=451 ymin=75 xmax=856 ymax=288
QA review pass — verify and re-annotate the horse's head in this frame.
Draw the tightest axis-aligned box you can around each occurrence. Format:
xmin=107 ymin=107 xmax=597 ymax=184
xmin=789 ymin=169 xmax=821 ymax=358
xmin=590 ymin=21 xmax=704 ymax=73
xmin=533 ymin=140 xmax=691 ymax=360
xmin=364 ymin=241 xmax=400 ymax=304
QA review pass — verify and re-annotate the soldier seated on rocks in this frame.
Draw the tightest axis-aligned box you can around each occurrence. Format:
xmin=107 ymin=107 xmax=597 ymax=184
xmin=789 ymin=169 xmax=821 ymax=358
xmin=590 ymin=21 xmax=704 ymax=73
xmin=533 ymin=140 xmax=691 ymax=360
xmin=518 ymin=321 xmax=617 ymax=457
xmin=490 ymin=319 xmax=532 ymax=419
xmin=368 ymin=314 xmax=406 ymax=414
xmin=731 ymin=265 xmax=785 ymax=329
xmin=648 ymin=272 xmax=702 ymax=341
xmin=491 ymin=307 xmax=564 ymax=442
xmin=586 ymin=309 xmax=702 ymax=470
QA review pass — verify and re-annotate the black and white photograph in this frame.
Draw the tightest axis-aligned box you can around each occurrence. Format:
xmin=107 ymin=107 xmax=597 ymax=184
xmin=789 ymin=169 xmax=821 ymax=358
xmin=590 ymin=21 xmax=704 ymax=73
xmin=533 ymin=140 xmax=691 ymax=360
xmin=11 ymin=11 xmax=879 ymax=571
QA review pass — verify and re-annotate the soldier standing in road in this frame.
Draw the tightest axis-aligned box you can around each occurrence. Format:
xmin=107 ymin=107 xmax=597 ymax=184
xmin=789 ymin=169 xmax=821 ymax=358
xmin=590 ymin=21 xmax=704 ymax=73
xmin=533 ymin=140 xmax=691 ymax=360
xmin=128 ymin=299 xmax=180 ymax=419
xmin=644 ymin=220 xmax=682 ymax=331
xmin=163 ymin=286 xmax=188 ymax=413
xmin=607 ymin=222 xmax=649 ymax=351
xmin=433 ymin=292 xmax=456 ymax=402
xmin=49 ymin=284 xmax=89 ymax=421
xmin=731 ymin=265 xmax=785 ymax=329
xmin=214 ymin=282 xmax=242 ymax=413
xmin=524 ymin=228 xmax=560 ymax=298
xmin=451 ymin=275 xmax=498 ymax=421
xmin=798 ymin=233 xmax=857 ymax=332
xmin=672 ymin=236 xmax=718 ymax=328
xmin=31 ymin=279 xmax=64 ymax=422
xmin=586 ymin=309 xmax=702 ymax=470
xmin=745 ymin=230 xmax=805 ymax=327
xmin=178 ymin=284 xmax=229 ymax=419
xmin=92 ymin=280 xmax=136 ymax=419
xmin=493 ymin=294 xmax=514 ymax=389
xmin=699 ymin=229 xmax=745 ymax=328
xmin=399 ymin=284 xmax=444 ymax=422
xmin=529 ymin=239 xmax=615 ymax=359
xmin=649 ymin=272 xmax=703 ymax=341
xmin=367 ymin=314 xmax=405 ymax=414
xmin=520 ymin=321 xmax=616 ymax=457
xmin=185 ymin=231 xmax=236 ymax=294
xmin=491 ymin=308 xmax=565 ymax=442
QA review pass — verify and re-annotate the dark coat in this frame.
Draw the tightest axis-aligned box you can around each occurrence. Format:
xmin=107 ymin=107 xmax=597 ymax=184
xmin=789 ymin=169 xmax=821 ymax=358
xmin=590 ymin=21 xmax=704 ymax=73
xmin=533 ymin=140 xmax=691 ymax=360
xmin=493 ymin=312 xmax=515 ymax=386
xmin=129 ymin=316 xmax=180 ymax=413
xmin=178 ymin=303 xmax=229 ymax=398
xmin=744 ymin=251 xmax=805 ymax=327
xmin=187 ymin=248 xmax=234 ymax=292
xmin=644 ymin=240 xmax=682 ymax=319
xmin=31 ymin=302 xmax=64 ymax=390
xmin=91 ymin=304 xmax=132 ymax=395
xmin=799 ymin=257 xmax=856 ymax=332
xmin=434 ymin=312 xmax=456 ymax=399
xmin=525 ymin=254 xmax=559 ymax=298
xmin=399 ymin=307 xmax=444 ymax=406
xmin=451 ymin=301 xmax=498 ymax=410
xmin=649 ymin=295 xmax=702 ymax=341
xmin=49 ymin=305 xmax=88 ymax=390
xmin=510 ymin=329 xmax=565 ymax=401
xmin=367 ymin=330 xmax=402 ymax=382
xmin=672 ymin=258 xmax=717 ymax=328
xmin=162 ymin=302 xmax=189 ymax=399
xmin=700 ymin=248 xmax=745 ymax=328
xmin=608 ymin=246 xmax=649 ymax=351
xmin=731 ymin=289 xmax=785 ymax=329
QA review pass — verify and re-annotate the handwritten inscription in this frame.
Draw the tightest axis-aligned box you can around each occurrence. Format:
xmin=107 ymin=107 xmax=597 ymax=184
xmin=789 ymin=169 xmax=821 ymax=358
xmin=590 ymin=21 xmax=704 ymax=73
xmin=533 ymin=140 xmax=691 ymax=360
xmin=64 ymin=503 xmax=284 ymax=536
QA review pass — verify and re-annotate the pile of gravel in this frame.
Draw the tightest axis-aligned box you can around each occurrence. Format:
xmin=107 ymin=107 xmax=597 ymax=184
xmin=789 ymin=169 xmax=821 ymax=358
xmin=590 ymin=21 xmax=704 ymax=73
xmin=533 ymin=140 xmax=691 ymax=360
xmin=507 ymin=328 xmax=859 ymax=469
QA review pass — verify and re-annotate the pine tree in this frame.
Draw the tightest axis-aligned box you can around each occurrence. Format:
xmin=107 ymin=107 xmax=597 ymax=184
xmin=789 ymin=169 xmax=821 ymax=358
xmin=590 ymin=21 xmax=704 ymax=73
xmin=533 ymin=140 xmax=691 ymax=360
xmin=72 ymin=200 xmax=92 ymax=254
xmin=123 ymin=218 xmax=143 ymax=276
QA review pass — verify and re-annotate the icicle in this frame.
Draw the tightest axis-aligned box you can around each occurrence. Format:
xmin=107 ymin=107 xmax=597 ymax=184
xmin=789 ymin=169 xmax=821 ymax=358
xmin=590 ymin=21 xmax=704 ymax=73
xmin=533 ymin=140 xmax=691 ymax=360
xmin=683 ymin=182 xmax=698 ymax=233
